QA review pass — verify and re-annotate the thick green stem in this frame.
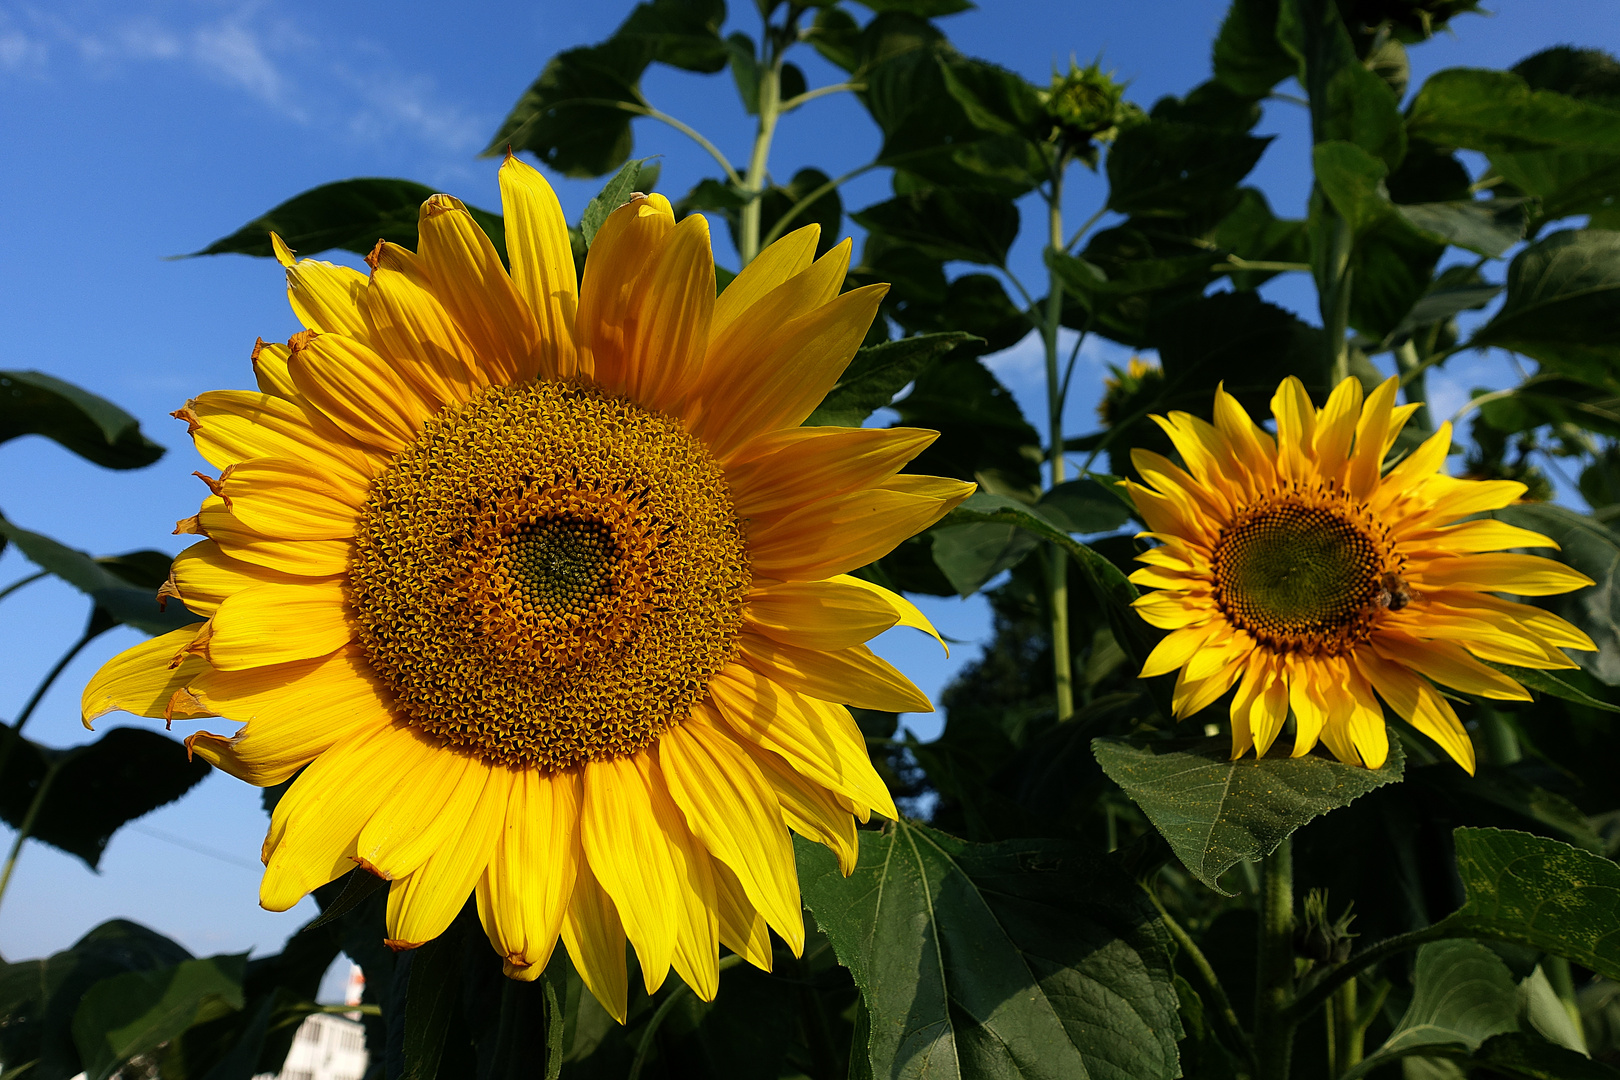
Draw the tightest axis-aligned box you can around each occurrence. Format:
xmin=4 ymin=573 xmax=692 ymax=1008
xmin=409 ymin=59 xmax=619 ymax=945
xmin=1043 ymin=180 xmax=1074 ymax=722
xmin=0 ymin=758 xmax=60 ymax=912
xmin=1544 ymin=956 xmax=1585 ymax=1044
xmin=1322 ymin=211 xmax=1354 ymax=385
xmin=1327 ymin=977 xmax=1361 ymax=1077
xmin=738 ymin=59 xmax=782 ymax=267
xmin=1254 ymin=839 xmax=1297 ymax=1080
xmin=1392 ymin=340 xmax=1432 ymax=430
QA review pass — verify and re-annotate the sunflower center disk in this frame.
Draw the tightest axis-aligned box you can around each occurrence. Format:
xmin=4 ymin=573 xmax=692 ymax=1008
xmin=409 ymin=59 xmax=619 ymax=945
xmin=1211 ymin=499 xmax=1392 ymax=654
xmin=347 ymin=381 xmax=750 ymax=770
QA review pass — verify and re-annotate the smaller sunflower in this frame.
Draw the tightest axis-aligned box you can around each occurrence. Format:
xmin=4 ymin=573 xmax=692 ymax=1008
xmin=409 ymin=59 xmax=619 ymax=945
xmin=1125 ymin=375 xmax=1595 ymax=772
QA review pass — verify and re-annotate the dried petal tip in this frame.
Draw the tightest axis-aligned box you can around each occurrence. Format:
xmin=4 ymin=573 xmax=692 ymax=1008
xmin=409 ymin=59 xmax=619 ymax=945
xmin=287 ymin=328 xmax=319 ymax=354
xmin=170 ymin=405 xmax=202 ymax=434
xmin=365 ymin=239 xmax=387 ymax=271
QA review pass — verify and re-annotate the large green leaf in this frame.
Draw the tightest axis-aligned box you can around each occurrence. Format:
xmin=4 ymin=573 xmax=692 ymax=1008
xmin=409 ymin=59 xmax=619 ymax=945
xmin=1312 ymin=140 xmax=1391 ymax=237
xmin=0 ymin=920 xmax=192 ymax=1079
xmin=938 ymin=56 xmax=1047 ymax=142
xmin=0 ymin=371 xmax=164 ymax=470
xmin=930 ymin=481 xmax=1128 ymax=598
xmin=1436 ymin=827 xmax=1620 ymax=981
xmin=804 ymin=332 xmax=978 ymax=427
xmin=1277 ymin=0 xmax=1405 ymax=167
xmin=0 ymin=726 xmax=211 ymax=871
xmin=889 ymin=355 xmax=1042 ymax=494
xmin=485 ymin=38 xmax=651 ymax=177
xmin=1490 ymin=503 xmax=1620 ymax=685
xmin=851 ymin=190 xmax=1019 ymax=266
xmin=1407 ymin=68 xmax=1620 ymax=155
xmin=1092 ymin=735 xmax=1406 ymax=892
xmin=1212 ymin=0 xmax=1294 ymax=99
xmin=611 ymin=0 xmax=727 ymax=74
xmin=1470 ymin=230 xmax=1620 ymax=385
xmin=73 ymin=954 xmax=246 ymax=1080
xmin=796 ymin=822 xmax=1182 ymax=1080
xmin=1106 ymin=120 xmax=1272 ymax=218
xmin=192 ymin=178 xmax=505 ymax=260
xmin=1344 ymin=940 xmax=1519 ymax=1080
xmin=1395 ymin=198 xmax=1531 ymax=258
xmin=0 ymin=517 xmax=195 ymax=636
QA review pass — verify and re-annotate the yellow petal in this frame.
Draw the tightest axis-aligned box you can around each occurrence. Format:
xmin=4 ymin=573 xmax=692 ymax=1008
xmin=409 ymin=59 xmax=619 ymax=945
xmin=217 ymin=458 xmax=361 ymax=541
xmin=1270 ymin=376 xmax=1316 ymax=482
xmin=357 ymin=740 xmax=488 ymax=879
xmin=1416 ymin=553 xmax=1594 ymax=595
xmin=167 ymin=540 xmax=330 ymax=616
xmin=276 ymin=239 xmax=369 ymax=338
xmin=82 ymin=624 xmax=209 ymax=726
xmin=1211 ymin=383 xmax=1276 ymax=482
xmin=499 ymin=155 xmax=579 ymax=378
xmin=183 ymin=646 xmax=391 ymax=784
xmin=1346 ymin=377 xmax=1400 ymax=499
xmin=1133 ymin=591 xmax=1217 ymax=631
xmin=481 ymin=767 xmax=581 ymax=976
xmin=1397 ymin=518 xmax=1558 ymax=554
xmin=748 ymin=475 xmax=974 ymax=581
xmin=738 ymin=734 xmax=859 ymax=873
xmin=1288 ymin=660 xmax=1330 ymax=757
xmin=712 ymin=858 xmax=774 ymax=971
xmin=251 ymin=339 xmax=298 ymax=399
xmin=561 ymin=857 xmax=630 ymax=1023
xmin=1369 ymin=632 xmax=1532 ymax=701
xmin=179 ymin=389 xmax=377 ymax=484
xmin=202 ymin=580 xmax=353 ymax=670
xmin=581 ymin=754 xmax=681 ymax=995
xmin=640 ymin=756 xmax=720 ymax=1002
xmin=360 ymin=242 xmax=487 ymax=408
xmin=385 ymin=764 xmax=510 ymax=948
xmin=289 ymin=332 xmax=434 ymax=454
xmin=745 ymin=577 xmax=903 ymax=652
xmin=691 ymin=280 xmax=887 ymax=460
xmin=707 ymin=666 xmax=897 ymax=820
xmin=577 ymin=194 xmax=675 ymax=387
xmin=1354 ymin=650 xmax=1472 ymax=773
xmin=418 ymin=193 xmax=542 ymax=382
xmin=1140 ymin=622 xmax=1219 ymax=679
xmin=710 ymin=224 xmax=821 ymax=342
xmin=1312 ymin=377 xmax=1364 ymax=482
xmin=259 ymin=722 xmax=412 ymax=910
xmin=616 ymin=213 xmax=715 ymax=415
xmin=727 ymin=426 xmax=937 ymax=517
xmin=740 ymin=631 xmax=932 ymax=713
xmin=659 ymin=716 xmax=802 ymax=954
xmin=190 ymin=498 xmax=353 ymax=578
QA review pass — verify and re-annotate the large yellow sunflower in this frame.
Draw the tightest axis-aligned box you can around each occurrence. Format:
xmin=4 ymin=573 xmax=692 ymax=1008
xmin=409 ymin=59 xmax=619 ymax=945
xmin=1125 ymin=376 xmax=1595 ymax=773
xmin=81 ymin=157 xmax=972 ymax=1019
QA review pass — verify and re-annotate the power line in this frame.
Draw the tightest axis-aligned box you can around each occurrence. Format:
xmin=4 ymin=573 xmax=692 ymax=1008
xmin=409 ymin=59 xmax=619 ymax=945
xmin=128 ymin=822 xmax=263 ymax=872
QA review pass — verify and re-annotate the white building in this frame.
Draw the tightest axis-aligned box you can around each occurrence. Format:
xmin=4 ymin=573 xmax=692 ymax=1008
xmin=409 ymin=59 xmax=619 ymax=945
xmin=258 ymin=1012 xmax=368 ymax=1080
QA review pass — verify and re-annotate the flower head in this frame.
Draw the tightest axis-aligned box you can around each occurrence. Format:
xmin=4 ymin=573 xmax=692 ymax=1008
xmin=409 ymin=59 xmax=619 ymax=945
xmin=1125 ymin=376 xmax=1594 ymax=773
xmin=84 ymin=158 xmax=972 ymax=1019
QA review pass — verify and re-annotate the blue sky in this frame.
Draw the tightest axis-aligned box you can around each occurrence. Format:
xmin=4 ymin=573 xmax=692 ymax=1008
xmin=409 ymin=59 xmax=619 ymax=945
xmin=1 ymin=0 xmax=1615 ymax=983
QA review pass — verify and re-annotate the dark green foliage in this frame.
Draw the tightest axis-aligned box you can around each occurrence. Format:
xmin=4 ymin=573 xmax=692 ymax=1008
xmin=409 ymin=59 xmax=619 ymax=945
xmin=193 ymin=178 xmax=505 ymax=260
xmin=0 ymin=726 xmax=210 ymax=870
xmin=0 ymin=371 xmax=164 ymax=470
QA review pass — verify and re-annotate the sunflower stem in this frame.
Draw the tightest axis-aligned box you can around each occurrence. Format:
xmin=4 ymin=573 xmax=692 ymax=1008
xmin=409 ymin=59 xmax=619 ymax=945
xmin=1392 ymin=339 xmax=1432 ymax=431
xmin=738 ymin=45 xmax=783 ymax=267
xmin=1322 ymin=209 xmax=1354 ymax=386
xmin=1044 ymin=163 xmax=1075 ymax=723
xmin=0 ymin=756 xmax=61 ymax=913
xmin=1253 ymin=838 xmax=1297 ymax=1080
xmin=1326 ymin=976 xmax=1361 ymax=1077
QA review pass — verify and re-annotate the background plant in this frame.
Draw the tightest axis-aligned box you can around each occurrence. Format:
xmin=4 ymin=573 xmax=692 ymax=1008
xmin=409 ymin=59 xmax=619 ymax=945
xmin=6 ymin=1 xmax=1620 ymax=1078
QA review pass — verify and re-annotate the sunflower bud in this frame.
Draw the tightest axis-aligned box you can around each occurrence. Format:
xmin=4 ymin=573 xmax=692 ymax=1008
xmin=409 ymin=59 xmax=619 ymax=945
xmin=1294 ymin=889 xmax=1357 ymax=965
xmin=1040 ymin=60 xmax=1144 ymax=163
xmin=1097 ymin=357 xmax=1163 ymax=427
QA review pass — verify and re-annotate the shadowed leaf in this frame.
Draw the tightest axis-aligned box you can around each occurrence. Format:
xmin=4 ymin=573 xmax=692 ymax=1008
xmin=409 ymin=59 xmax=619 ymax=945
xmin=0 ymin=371 xmax=164 ymax=471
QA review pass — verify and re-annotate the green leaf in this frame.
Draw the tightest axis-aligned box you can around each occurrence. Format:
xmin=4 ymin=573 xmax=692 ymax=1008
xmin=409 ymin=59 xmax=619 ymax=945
xmin=579 ymin=158 xmax=655 ymax=248
xmin=0 ymin=920 xmax=192 ymax=1079
xmin=1493 ymin=149 xmax=1620 ymax=224
xmin=1212 ymin=0 xmax=1294 ymax=99
xmin=796 ymin=821 xmax=1182 ymax=1080
xmin=0 ymin=517 xmax=194 ymax=636
xmin=725 ymin=33 xmax=759 ymax=114
xmin=750 ymin=168 xmax=844 ymax=260
xmin=1436 ymin=826 xmax=1620 ymax=981
xmin=1490 ymin=503 xmax=1620 ymax=685
xmin=851 ymin=189 xmax=1019 ymax=266
xmin=938 ymin=56 xmax=1047 ymax=141
xmin=73 ymin=954 xmax=246 ymax=1080
xmin=1470 ymin=1032 xmax=1620 ymax=1079
xmin=1514 ymin=46 xmax=1620 ymax=110
xmin=1107 ymin=120 xmax=1272 ymax=218
xmin=0 ymin=726 xmax=212 ymax=870
xmin=1312 ymin=140 xmax=1392 ymax=236
xmin=804 ymin=331 xmax=978 ymax=427
xmin=890 ymin=354 xmax=1042 ymax=493
xmin=1092 ymin=735 xmax=1406 ymax=893
xmin=402 ymin=913 xmax=468 ymax=1080
xmin=930 ymin=519 xmax=1040 ymax=597
xmin=1396 ymin=198 xmax=1531 ymax=258
xmin=485 ymin=39 xmax=649 ymax=178
xmin=1483 ymin=663 xmax=1620 ymax=715
xmin=1153 ymin=291 xmax=1330 ymax=408
xmin=192 ymin=178 xmax=505 ymax=261
xmin=0 ymin=371 xmax=165 ymax=470
xmin=613 ymin=0 xmax=727 ymax=74
xmin=1277 ymin=0 xmax=1405 ymax=167
xmin=1345 ymin=940 xmax=1519 ymax=1080
xmin=1210 ymin=188 xmax=1309 ymax=290
xmin=1038 ymin=478 xmax=1132 ymax=534
xmin=1408 ymin=68 xmax=1620 ymax=155
xmin=1470 ymin=230 xmax=1620 ymax=385
xmin=1386 ymin=280 xmax=1502 ymax=344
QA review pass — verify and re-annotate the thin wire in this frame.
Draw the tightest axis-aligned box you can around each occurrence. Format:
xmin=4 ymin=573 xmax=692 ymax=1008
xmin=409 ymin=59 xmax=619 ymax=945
xmin=128 ymin=822 xmax=262 ymax=872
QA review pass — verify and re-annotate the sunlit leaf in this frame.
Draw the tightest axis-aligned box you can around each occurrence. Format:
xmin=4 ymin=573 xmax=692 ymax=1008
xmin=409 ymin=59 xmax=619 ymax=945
xmin=804 ymin=331 xmax=978 ymax=427
xmin=1396 ymin=198 xmax=1531 ymax=258
xmin=0 ymin=518 xmax=194 ymax=636
xmin=1436 ymin=827 xmax=1620 ymax=982
xmin=0 ymin=371 xmax=165 ymax=471
xmin=1092 ymin=735 xmax=1406 ymax=893
xmin=1470 ymin=229 xmax=1620 ymax=385
xmin=797 ymin=822 xmax=1182 ymax=1080
xmin=579 ymin=157 xmax=657 ymax=247
xmin=1408 ymin=68 xmax=1620 ymax=154
xmin=852 ymin=189 xmax=1019 ymax=266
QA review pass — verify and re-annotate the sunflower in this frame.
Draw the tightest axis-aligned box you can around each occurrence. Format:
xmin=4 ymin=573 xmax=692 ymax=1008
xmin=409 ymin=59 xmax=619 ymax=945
xmin=1125 ymin=376 xmax=1594 ymax=773
xmin=81 ymin=157 xmax=972 ymax=1019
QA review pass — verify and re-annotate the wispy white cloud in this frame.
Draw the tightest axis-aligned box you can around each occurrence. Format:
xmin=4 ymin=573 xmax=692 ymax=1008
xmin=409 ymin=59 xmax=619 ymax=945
xmin=0 ymin=1 xmax=479 ymax=155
